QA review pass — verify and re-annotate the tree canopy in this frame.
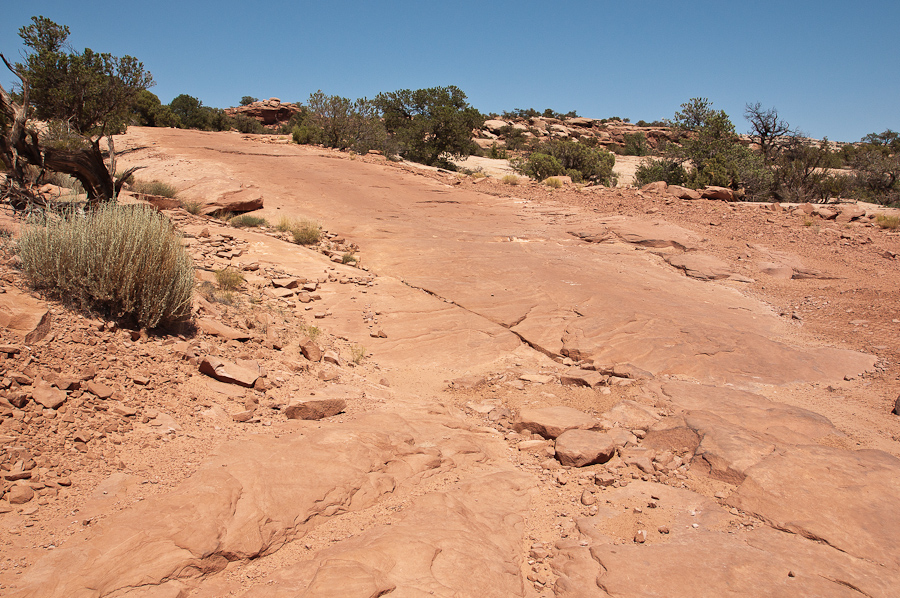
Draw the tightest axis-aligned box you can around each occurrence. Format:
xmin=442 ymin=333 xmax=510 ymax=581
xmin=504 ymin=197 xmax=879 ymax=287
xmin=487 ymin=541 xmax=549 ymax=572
xmin=374 ymin=86 xmax=483 ymax=167
xmin=15 ymin=15 xmax=153 ymax=136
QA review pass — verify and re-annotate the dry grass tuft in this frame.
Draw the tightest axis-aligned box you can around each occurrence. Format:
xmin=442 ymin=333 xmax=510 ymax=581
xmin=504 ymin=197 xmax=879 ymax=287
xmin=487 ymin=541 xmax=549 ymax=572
xmin=290 ymin=219 xmax=321 ymax=245
xmin=502 ymin=174 xmax=519 ymax=185
xmin=214 ymin=267 xmax=244 ymax=291
xmin=17 ymin=204 xmax=194 ymax=328
xmin=132 ymin=179 xmax=178 ymax=198
xmin=875 ymin=214 xmax=899 ymax=230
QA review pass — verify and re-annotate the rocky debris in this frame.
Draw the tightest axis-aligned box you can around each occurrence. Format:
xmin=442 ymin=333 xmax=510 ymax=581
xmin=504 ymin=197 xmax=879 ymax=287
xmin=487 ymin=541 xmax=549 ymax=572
xmin=30 ymin=381 xmax=67 ymax=410
xmin=7 ymin=484 xmax=34 ymax=504
xmin=199 ymin=356 xmax=260 ymax=387
xmin=554 ymin=429 xmax=616 ymax=467
xmin=513 ymin=406 xmax=598 ymax=439
xmin=299 ymin=339 xmax=323 ymax=362
xmin=284 ymin=398 xmax=346 ymax=420
xmin=0 ymin=288 xmax=51 ymax=344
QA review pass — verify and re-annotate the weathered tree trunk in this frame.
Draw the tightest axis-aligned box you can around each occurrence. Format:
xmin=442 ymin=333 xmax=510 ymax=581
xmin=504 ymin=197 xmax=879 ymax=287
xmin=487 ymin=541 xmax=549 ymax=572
xmin=1 ymin=53 xmax=135 ymax=208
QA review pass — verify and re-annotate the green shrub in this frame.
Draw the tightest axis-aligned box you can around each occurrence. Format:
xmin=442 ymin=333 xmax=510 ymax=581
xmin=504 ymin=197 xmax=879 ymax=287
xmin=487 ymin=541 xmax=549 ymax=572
xmin=229 ymin=214 xmax=267 ymax=228
xmin=291 ymin=220 xmax=321 ymax=245
xmin=231 ymin=115 xmax=266 ymax=134
xmin=292 ymin=124 xmax=321 ymax=145
xmin=341 ymin=252 xmax=357 ymax=264
xmin=514 ymin=140 xmax=615 ymax=185
xmin=132 ymin=179 xmax=178 ymax=198
xmin=17 ymin=204 xmax=194 ymax=328
xmin=634 ymin=158 xmax=689 ymax=187
xmin=616 ymin=132 xmax=649 ymax=156
xmin=488 ymin=143 xmax=508 ymax=159
xmin=214 ymin=267 xmax=244 ymax=290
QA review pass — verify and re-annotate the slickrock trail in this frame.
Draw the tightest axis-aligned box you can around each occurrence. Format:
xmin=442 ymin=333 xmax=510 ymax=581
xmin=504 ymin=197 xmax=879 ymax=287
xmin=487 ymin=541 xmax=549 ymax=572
xmin=3 ymin=128 xmax=900 ymax=597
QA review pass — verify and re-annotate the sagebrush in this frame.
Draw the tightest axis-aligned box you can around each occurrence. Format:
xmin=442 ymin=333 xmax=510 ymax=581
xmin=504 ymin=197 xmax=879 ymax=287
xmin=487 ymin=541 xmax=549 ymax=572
xmin=17 ymin=204 xmax=194 ymax=328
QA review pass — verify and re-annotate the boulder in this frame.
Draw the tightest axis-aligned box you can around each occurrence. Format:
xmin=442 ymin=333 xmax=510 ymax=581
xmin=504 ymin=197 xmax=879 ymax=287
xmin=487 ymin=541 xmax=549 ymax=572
xmin=813 ymin=206 xmax=838 ymax=220
xmin=0 ymin=288 xmax=51 ymax=344
xmin=667 ymin=185 xmax=701 ymax=200
xmin=700 ymin=186 xmax=734 ymax=201
xmin=300 ymin=339 xmax=322 ymax=362
xmin=200 ymin=186 xmax=264 ymax=215
xmin=199 ymin=357 xmax=259 ymax=387
xmin=640 ymin=181 xmax=667 ymax=194
xmin=6 ymin=484 xmax=34 ymax=504
xmin=284 ymin=399 xmax=346 ymax=420
xmin=31 ymin=382 xmax=67 ymax=410
xmin=483 ymin=119 xmax=509 ymax=134
xmin=836 ymin=205 xmax=866 ymax=223
xmin=555 ymin=429 xmax=616 ymax=467
xmin=513 ymin=406 xmax=597 ymax=439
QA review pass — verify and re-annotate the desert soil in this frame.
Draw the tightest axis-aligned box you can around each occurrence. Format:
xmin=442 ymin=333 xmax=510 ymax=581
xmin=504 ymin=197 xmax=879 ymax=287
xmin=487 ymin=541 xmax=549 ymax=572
xmin=1 ymin=128 xmax=899 ymax=597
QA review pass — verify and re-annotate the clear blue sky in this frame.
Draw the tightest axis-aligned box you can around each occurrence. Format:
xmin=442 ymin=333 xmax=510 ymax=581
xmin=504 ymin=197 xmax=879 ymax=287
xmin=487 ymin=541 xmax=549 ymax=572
xmin=1 ymin=0 xmax=897 ymax=142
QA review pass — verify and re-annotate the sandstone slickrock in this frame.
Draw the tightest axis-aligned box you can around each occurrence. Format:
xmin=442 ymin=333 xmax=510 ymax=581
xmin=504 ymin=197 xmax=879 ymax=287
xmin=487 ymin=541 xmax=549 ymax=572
xmin=728 ymin=445 xmax=900 ymax=569
xmin=238 ymin=472 xmax=532 ymax=598
xmin=665 ymin=252 xmax=734 ymax=281
xmin=10 ymin=410 xmax=501 ymax=598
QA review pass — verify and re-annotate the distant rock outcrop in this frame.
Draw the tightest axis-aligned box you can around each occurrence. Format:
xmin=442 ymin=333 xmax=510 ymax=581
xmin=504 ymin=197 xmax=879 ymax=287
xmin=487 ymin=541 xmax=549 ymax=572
xmin=225 ymin=97 xmax=301 ymax=126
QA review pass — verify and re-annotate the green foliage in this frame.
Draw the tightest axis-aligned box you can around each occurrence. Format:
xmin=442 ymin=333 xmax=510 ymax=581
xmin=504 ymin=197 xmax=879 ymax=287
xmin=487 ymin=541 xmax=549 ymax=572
xmin=341 ymin=252 xmax=357 ymax=264
xmin=17 ymin=204 xmax=194 ymax=328
xmin=634 ymin=158 xmax=689 ymax=187
xmin=488 ymin=143 xmax=508 ymax=159
xmin=303 ymin=91 xmax=390 ymax=154
xmin=374 ymin=86 xmax=484 ymax=167
xmin=240 ymin=96 xmax=259 ymax=106
xmin=131 ymin=90 xmax=179 ymax=128
xmin=848 ymin=144 xmax=900 ymax=205
xmin=132 ymin=179 xmax=178 ymax=198
xmin=16 ymin=16 xmax=154 ymax=136
xmin=515 ymin=139 xmax=615 ymax=185
xmin=498 ymin=125 xmax=528 ymax=150
xmin=615 ymin=132 xmax=649 ymax=156
xmin=231 ymin=115 xmax=266 ymax=134
xmin=167 ymin=95 xmax=231 ymax=131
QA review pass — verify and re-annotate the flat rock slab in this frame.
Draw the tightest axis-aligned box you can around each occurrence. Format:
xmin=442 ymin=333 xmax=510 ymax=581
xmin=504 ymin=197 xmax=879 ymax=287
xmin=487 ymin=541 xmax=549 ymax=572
xmin=31 ymin=382 xmax=66 ymax=410
xmin=555 ymin=429 xmax=616 ymax=467
xmin=238 ymin=472 xmax=533 ymax=598
xmin=197 ymin=318 xmax=251 ymax=341
xmin=0 ymin=288 xmax=51 ymax=344
xmin=284 ymin=399 xmax=346 ymax=420
xmin=729 ymin=444 xmax=900 ymax=569
xmin=513 ymin=406 xmax=597 ymax=439
xmin=597 ymin=216 xmax=700 ymax=250
xmin=199 ymin=356 xmax=259 ymax=387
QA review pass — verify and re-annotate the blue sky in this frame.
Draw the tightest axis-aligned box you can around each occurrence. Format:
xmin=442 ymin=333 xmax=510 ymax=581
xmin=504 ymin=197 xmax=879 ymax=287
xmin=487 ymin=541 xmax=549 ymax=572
xmin=1 ymin=0 xmax=897 ymax=142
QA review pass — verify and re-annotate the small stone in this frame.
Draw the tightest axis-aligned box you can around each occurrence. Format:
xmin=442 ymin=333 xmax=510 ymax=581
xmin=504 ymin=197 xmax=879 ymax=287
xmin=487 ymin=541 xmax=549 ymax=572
xmin=323 ymin=351 xmax=341 ymax=365
xmin=231 ymin=410 xmax=255 ymax=422
xmin=594 ymin=472 xmax=616 ymax=487
xmin=658 ymin=526 xmax=670 ymax=534
xmin=7 ymin=484 xmax=35 ymax=504
xmin=86 ymin=380 xmax=115 ymax=399
xmin=892 ymin=396 xmax=900 ymax=417
xmin=634 ymin=530 xmax=647 ymax=543
xmin=284 ymin=399 xmax=346 ymax=421
xmin=580 ymin=489 xmax=596 ymax=506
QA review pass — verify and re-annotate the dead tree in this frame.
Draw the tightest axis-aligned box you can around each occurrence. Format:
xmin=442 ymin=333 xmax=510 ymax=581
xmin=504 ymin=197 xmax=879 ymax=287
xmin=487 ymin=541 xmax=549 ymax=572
xmin=0 ymin=53 xmax=139 ymax=210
